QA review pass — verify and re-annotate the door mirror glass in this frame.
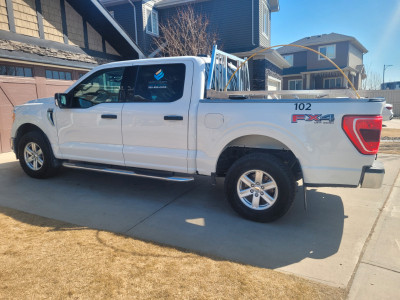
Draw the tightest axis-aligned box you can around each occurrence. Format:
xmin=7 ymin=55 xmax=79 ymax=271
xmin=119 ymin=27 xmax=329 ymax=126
xmin=55 ymin=93 xmax=72 ymax=108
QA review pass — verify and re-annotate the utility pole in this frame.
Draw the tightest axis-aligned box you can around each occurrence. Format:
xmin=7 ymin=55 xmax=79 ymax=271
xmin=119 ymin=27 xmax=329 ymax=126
xmin=383 ymin=64 xmax=393 ymax=88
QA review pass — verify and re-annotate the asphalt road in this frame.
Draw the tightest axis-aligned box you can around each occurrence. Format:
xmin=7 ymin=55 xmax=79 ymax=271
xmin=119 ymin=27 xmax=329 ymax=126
xmin=0 ymin=152 xmax=399 ymax=289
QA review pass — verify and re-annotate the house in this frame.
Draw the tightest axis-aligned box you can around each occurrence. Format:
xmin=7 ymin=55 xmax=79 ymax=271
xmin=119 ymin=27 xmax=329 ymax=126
xmin=381 ymin=81 xmax=400 ymax=90
xmin=277 ymin=33 xmax=368 ymax=90
xmin=0 ymin=0 xmax=144 ymax=153
xmin=100 ymin=0 xmax=290 ymax=90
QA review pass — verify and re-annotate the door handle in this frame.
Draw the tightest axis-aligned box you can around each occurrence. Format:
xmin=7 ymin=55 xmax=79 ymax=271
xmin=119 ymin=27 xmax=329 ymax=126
xmin=101 ymin=114 xmax=118 ymax=119
xmin=164 ymin=115 xmax=183 ymax=121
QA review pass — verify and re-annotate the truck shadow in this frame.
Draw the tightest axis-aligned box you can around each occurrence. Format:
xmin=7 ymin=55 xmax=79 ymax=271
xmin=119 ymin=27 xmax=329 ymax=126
xmin=0 ymin=160 xmax=345 ymax=270
xmin=129 ymin=180 xmax=345 ymax=270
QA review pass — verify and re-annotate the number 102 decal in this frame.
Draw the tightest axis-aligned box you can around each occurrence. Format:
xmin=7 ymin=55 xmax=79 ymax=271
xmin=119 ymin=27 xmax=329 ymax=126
xmin=294 ymin=103 xmax=311 ymax=110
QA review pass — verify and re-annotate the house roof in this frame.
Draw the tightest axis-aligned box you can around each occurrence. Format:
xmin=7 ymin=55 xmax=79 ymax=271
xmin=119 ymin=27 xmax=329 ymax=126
xmin=233 ymin=47 xmax=291 ymax=69
xmin=68 ymin=0 xmax=145 ymax=58
xmin=277 ymin=33 xmax=368 ymax=55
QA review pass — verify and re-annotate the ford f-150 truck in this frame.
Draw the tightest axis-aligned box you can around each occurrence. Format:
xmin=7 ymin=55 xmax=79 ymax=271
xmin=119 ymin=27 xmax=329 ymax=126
xmin=10 ymin=54 xmax=385 ymax=222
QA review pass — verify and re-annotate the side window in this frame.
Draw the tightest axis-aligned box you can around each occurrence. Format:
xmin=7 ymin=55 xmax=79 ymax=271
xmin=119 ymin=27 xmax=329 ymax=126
xmin=129 ymin=64 xmax=186 ymax=103
xmin=72 ymin=68 xmax=125 ymax=108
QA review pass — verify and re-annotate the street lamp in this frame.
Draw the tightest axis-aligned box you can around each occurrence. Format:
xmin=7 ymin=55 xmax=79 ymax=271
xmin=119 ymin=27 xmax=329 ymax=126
xmin=383 ymin=64 xmax=393 ymax=88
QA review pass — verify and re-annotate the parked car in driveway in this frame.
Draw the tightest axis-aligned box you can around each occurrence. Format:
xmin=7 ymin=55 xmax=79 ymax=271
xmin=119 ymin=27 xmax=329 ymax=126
xmin=10 ymin=50 xmax=386 ymax=223
xmin=382 ymin=103 xmax=394 ymax=121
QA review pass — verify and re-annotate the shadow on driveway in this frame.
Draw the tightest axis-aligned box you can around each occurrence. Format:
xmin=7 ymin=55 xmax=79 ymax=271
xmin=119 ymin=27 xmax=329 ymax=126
xmin=0 ymin=158 xmax=345 ymax=271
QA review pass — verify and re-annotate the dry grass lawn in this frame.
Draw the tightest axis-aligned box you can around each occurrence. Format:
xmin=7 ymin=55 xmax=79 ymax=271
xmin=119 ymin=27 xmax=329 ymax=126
xmin=381 ymin=128 xmax=400 ymax=139
xmin=380 ymin=128 xmax=400 ymax=154
xmin=0 ymin=206 xmax=344 ymax=299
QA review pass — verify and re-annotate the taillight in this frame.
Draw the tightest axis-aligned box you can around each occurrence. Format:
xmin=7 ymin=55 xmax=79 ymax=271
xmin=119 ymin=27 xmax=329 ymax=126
xmin=342 ymin=115 xmax=382 ymax=155
xmin=386 ymin=105 xmax=393 ymax=110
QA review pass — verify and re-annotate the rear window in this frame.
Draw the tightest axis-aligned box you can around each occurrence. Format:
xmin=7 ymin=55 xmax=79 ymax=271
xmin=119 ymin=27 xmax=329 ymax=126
xmin=129 ymin=63 xmax=185 ymax=103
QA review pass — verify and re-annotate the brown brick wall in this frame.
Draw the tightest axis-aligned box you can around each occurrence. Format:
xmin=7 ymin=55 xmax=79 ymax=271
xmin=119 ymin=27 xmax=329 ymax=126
xmin=41 ymin=0 xmax=64 ymax=43
xmin=13 ymin=0 xmax=39 ymax=38
xmin=0 ymin=0 xmax=9 ymax=31
xmin=87 ymin=22 xmax=102 ymax=52
xmin=65 ymin=1 xmax=84 ymax=47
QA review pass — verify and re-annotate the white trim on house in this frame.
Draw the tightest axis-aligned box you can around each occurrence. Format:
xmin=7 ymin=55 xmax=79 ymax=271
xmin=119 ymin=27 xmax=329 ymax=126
xmin=262 ymin=0 xmax=270 ymax=39
xmin=145 ymin=7 xmax=159 ymax=36
xmin=318 ymin=44 xmax=336 ymax=60
xmin=92 ymin=0 xmax=145 ymax=58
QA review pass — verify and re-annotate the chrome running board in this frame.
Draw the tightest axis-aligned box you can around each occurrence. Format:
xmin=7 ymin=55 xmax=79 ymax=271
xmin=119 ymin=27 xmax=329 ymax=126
xmin=62 ymin=162 xmax=194 ymax=182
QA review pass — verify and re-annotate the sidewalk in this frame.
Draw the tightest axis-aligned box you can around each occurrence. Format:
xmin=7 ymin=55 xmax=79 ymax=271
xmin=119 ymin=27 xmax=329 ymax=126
xmin=348 ymin=169 xmax=400 ymax=299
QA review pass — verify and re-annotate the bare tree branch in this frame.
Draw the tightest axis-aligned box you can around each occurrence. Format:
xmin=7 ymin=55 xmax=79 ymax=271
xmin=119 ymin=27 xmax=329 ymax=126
xmin=153 ymin=5 xmax=218 ymax=57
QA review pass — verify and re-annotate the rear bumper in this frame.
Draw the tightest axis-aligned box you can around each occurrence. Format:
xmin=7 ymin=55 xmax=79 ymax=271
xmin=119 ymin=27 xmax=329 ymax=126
xmin=360 ymin=161 xmax=385 ymax=189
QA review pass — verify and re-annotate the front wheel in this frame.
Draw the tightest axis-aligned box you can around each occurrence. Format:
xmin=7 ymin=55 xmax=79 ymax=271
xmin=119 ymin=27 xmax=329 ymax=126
xmin=18 ymin=131 xmax=60 ymax=179
xmin=225 ymin=154 xmax=296 ymax=222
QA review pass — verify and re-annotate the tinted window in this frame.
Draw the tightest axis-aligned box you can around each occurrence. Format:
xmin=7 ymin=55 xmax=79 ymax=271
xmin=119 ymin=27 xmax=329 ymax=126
xmin=129 ymin=64 xmax=185 ymax=103
xmin=72 ymin=67 xmax=125 ymax=108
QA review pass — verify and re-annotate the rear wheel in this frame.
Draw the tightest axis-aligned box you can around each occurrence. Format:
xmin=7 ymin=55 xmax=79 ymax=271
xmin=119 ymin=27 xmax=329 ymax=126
xmin=225 ymin=154 xmax=296 ymax=222
xmin=18 ymin=131 xmax=60 ymax=179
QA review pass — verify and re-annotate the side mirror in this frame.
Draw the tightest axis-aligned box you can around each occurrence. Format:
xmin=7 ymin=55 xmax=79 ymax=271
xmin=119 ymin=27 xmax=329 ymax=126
xmin=55 ymin=93 xmax=72 ymax=108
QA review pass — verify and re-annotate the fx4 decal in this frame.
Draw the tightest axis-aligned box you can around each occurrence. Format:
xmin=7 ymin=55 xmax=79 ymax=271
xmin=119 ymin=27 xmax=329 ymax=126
xmin=291 ymin=114 xmax=335 ymax=124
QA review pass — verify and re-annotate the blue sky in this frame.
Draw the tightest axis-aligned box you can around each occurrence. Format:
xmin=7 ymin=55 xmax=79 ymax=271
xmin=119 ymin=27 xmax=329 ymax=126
xmin=271 ymin=0 xmax=400 ymax=83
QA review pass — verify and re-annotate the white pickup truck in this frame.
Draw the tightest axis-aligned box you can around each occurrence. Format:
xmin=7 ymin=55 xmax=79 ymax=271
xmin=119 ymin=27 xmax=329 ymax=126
xmin=11 ymin=55 xmax=385 ymax=222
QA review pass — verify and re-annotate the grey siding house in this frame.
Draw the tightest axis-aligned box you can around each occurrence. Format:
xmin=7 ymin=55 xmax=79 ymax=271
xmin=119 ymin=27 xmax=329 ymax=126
xmin=100 ymin=0 xmax=289 ymax=90
xmin=277 ymin=33 xmax=367 ymax=90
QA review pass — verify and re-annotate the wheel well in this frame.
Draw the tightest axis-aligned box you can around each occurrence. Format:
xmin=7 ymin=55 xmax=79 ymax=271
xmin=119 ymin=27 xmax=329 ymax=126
xmin=216 ymin=147 xmax=302 ymax=180
xmin=14 ymin=123 xmax=46 ymax=157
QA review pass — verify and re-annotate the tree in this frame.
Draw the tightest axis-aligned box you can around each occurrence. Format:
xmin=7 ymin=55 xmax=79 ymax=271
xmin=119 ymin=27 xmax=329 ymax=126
xmin=362 ymin=65 xmax=382 ymax=90
xmin=153 ymin=6 xmax=218 ymax=57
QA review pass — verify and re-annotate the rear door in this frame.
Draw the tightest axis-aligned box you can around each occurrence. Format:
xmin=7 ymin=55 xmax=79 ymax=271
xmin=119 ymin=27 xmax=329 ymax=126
xmin=122 ymin=62 xmax=193 ymax=173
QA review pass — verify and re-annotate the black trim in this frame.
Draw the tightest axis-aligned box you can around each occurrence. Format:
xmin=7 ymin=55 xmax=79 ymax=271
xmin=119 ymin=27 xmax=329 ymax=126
xmin=101 ymin=114 xmax=118 ymax=119
xmin=5 ymin=0 xmax=15 ymax=33
xmin=35 ymin=0 xmax=44 ymax=39
xmin=83 ymin=20 xmax=89 ymax=49
xmin=60 ymin=0 xmax=68 ymax=44
xmin=164 ymin=115 xmax=183 ymax=121
xmin=304 ymin=183 xmax=358 ymax=188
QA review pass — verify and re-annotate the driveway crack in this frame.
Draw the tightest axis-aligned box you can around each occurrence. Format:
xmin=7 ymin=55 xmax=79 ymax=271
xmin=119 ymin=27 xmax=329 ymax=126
xmin=124 ymin=183 xmax=198 ymax=233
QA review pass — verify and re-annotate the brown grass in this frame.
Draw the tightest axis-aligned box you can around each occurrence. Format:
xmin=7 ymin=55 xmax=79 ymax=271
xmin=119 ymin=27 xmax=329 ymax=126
xmin=381 ymin=128 xmax=400 ymax=139
xmin=379 ymin=142 xmax=400 ymax=155
xmin=0 ymin=206 xmax=344 ymax=299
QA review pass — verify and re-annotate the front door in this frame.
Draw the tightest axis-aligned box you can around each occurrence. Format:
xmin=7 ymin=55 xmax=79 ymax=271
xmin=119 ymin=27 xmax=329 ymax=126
xmin=55 ymin=67 xmax=126 ymax=166
xmin=122 ymin=62 xmax=193 ymax=173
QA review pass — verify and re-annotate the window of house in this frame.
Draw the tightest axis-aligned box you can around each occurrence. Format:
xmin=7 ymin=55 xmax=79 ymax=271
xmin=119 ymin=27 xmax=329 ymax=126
xmin=283 ymin=55 xmax=294 ymax=66
xmin=46 ymin=70 xmax=72 ymax=80
xmin=262 ymin=1 xmax=270 ymax=38
xmin=323 ymin=77 xmax=342 ymax=89
xmin=0 ymin=65 xmax=33 ymax=77
xmin=288 ymin=79 xmax=302 ymax=90
xmin=318 ymin=44 xmax=336 ymax=60
xmin=128 ymin=63 xmax=186 ymax=103
xmin=146 ymin=8 xmax=159 ymax=36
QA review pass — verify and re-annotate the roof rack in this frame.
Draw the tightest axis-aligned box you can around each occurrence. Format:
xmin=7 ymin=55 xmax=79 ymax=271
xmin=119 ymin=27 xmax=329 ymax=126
xmin=206 ymin=45 xmax=250 ymax=92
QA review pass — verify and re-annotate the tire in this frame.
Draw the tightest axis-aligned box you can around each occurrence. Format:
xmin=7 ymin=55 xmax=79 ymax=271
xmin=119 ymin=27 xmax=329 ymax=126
xmin=225 ymin=153 xmax=296 ymax=223
xmin=17 ymin=131 xmax=60 ymax=179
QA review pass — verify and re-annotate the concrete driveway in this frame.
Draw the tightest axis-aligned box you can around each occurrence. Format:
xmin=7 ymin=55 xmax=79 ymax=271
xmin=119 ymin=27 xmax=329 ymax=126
xmin=0 ymin=152 xmax=399 ymax=288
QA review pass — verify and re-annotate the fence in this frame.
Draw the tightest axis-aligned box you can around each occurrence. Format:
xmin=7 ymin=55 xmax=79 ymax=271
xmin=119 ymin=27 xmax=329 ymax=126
xmin=359 ymin=90 xmax=400 ymax=117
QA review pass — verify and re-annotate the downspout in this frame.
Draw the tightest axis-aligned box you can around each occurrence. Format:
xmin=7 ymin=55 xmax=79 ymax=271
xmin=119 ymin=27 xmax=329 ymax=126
xmin=127 ymin=0 xmax=138 ymax=44
xmin=252 ymin=0 xmax=255 ymax=46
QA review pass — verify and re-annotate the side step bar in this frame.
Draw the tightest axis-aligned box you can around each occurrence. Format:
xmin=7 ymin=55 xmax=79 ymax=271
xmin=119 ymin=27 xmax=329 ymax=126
xmin=62 ymin=162 xmax=194 ymax=182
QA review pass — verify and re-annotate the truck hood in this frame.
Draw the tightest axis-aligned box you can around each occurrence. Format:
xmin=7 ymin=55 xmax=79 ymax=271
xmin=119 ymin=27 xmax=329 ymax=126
xmin=24 ymin=97 xmax=54 ymax=106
